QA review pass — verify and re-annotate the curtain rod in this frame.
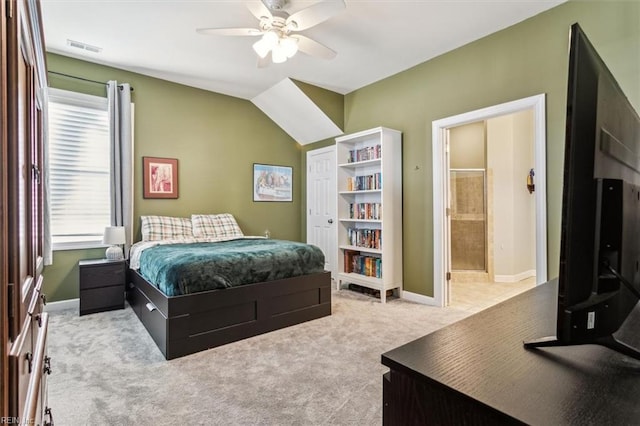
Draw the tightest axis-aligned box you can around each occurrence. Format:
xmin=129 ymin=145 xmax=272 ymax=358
xmin=47 ymin=70 xmax=134 ymax=91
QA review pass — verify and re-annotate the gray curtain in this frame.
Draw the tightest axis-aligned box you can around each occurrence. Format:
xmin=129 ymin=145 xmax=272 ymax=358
xmin=107 ymin=81 xmax=133 ymax=257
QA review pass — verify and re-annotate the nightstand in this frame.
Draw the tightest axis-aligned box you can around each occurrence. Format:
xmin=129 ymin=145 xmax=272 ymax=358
xmin=79 ymin=259 xmax=126 ymax=316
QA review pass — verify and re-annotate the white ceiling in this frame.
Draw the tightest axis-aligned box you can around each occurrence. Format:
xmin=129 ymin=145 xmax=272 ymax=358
xmin=40 ymin=0 xmax=566 ymax=100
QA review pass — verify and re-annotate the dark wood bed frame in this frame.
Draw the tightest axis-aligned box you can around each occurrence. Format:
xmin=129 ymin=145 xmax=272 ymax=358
xmin=128 ymin=269 xmax=332 ymax=360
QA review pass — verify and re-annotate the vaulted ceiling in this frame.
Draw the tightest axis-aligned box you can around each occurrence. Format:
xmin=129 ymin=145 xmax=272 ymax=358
xmin=41 ymin=0 xmax=566 ymax=100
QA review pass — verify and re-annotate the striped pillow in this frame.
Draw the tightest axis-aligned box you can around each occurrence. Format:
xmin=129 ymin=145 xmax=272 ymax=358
xmin=140 ymin=215 xmax=193 ymax=241
xmin=191 ymin=213 xmax=244 ymax=238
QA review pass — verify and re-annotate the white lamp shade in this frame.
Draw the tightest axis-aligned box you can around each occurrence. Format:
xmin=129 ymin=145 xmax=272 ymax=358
xmin=253 ymin=31 xmax=279 ymax=58
xmin=280 ymin=37 xmax=298 ymax=58
xmin=271 ymin=44 xmax=288 ymax=63
xmin=253 ymin=31 xmax=297 ymax=63
xmin=103 ymin=226 xmax=126 ymax=245
xmin=252 ymin=38 xmax=271 ymax=59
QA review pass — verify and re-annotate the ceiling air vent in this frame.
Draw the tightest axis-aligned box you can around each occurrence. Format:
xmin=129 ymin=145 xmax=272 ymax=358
xmin=66 ymin=39 xmax=102 ymax=53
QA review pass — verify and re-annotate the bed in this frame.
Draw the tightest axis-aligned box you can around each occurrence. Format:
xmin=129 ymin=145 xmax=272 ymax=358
xmin=127 ymin=214 xmax=332 ymax=360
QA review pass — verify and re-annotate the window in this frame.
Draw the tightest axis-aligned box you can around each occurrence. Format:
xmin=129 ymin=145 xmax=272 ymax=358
xmin=48 ymin=88 xmax=110 ymax=249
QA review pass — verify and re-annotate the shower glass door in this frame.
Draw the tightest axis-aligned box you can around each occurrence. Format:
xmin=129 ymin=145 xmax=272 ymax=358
xmin=450 ymin=169 xmax=486 ymax=271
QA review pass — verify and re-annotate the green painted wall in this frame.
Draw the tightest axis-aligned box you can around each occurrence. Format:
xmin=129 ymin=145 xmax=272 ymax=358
xmin=44 ymin=54 xmax=303 ymax=301
xmin=292 ymin=80 xmax=345 ymax=130
xmin=44 ymin=248 xmax=105 ymax=302
xmin=339 ymin=0 xmax=640 ymax=297
xmin=44 ymin=0 xmax=640 ymax=302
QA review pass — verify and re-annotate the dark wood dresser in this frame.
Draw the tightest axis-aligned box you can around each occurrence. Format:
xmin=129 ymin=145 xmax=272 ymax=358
xmin=381 ymin=279 xmax=640 ymax=425
xmin=79 ymin=259 xmax=126 ymax=316
xmin=2 ymin=0 xmax=51 ymax=423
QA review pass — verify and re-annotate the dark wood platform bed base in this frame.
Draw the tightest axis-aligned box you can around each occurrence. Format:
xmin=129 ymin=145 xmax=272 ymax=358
xmin=128 ymin=270 xmax=332 ymax=360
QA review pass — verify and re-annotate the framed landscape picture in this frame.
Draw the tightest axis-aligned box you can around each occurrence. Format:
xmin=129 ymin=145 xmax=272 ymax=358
xmin=143 ymin=156 xmax=178 ymax=199
xmin=253 ymin=163 xmax=293 ymax=202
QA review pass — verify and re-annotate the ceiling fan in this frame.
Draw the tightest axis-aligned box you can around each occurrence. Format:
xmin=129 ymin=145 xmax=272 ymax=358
xmin=196 ymin=0 xmax=346 ymax=67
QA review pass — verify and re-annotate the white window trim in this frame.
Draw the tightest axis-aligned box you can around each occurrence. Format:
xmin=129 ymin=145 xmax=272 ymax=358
xmin=49 ymin=87 xmax=108 ymax=110
xmin=54 ymin=241 xmax=108 ymax=251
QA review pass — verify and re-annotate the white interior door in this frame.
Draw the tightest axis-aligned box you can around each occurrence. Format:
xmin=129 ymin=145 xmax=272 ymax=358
xmin=307 ymin=146 xmax=337 ymax=279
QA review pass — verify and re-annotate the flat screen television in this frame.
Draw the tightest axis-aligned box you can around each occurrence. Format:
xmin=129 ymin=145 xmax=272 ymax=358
xmin=524 ymin=23 xmax=640 ymax=360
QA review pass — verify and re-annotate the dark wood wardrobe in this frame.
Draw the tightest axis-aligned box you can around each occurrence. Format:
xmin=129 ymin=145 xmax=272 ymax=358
xmin=1 ymin=0 xmax=51 ymax=423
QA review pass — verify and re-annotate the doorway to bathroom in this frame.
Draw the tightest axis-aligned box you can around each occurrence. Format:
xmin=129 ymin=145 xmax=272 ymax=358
xmin=432 ymin=94 xmax=548 ymax=307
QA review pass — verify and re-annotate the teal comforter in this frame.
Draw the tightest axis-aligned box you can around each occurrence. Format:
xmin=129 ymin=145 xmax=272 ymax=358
xmin=138 ymin=239 xmax=325 ymax=296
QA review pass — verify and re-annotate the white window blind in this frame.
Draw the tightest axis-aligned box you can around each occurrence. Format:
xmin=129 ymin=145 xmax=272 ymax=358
xmin=48 ymin=88 xmax=110 ymax=248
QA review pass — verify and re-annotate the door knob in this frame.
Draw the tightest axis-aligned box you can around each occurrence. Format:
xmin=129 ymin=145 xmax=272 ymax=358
xmin=328 ymin=219 xmax=333 ymax=224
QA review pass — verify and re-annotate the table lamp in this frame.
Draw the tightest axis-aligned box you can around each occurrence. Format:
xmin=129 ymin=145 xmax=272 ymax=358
xmin=103 ymin=226 xmax=126 ymax=260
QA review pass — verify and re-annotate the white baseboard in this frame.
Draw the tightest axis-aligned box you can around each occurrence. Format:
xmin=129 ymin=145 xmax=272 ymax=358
xmin=401 ymin=290 xmax=438 ymax=306
xmin=494 ymin=269 xmax=536 ymax=283
xmin=44 ymin=298 xmax=79 ymax=312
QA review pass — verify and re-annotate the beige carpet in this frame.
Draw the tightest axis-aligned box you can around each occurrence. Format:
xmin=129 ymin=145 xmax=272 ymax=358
xmin=47 ymin=284 xmax=533 ymax=425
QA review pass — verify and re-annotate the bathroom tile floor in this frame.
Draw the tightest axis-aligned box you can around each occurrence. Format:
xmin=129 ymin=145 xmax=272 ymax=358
xmin=450 ymin=276 xmax=537 ymax=313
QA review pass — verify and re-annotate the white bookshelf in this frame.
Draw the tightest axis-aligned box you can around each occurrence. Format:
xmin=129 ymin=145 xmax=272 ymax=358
xmin=336 ymin=127 xmax=402 ymax=303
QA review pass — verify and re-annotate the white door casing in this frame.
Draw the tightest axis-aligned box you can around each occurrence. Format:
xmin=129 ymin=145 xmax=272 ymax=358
xmin=444 ymin=130 xmax=452 ymax=307
xmin=307 ymin=146 xmax=337 ymax=279
xmin=432 ymin=94 xmax=548 ymax=307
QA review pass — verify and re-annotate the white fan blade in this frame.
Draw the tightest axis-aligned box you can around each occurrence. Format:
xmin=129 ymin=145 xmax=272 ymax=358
xmin=196 ymin=27 xmax=262 ymax=36
xmin=247 ymin=1 xmax=273 ymax=21
xmin=294 ymin=35 xmax=336 ymax=60
xmin=286 ymin=0 xmax=345 ymax=31
xmin=257 ymin=52 xmax=272 ymax=68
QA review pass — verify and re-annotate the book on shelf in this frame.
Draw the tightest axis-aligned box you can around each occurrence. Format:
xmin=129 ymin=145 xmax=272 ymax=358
xmin=343 ymin=249 xmax=382 ymax=278
xmin=347 ymin=144 xmax=382 ymax=163
xmin=349 ymin=203 xmax=382 ymax=220
xmin=346 ymin=173 xmax=382 ymax=191
xmin=347 ymin=227 xmax=382 ymax=250
xmin=344 ymin=249 xmax=357 ymax=273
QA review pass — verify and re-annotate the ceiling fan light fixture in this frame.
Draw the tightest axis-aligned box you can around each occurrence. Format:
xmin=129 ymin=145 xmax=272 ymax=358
xmin=252 ymin=38 xmax=271 ymax=58
xmin=201 ymin=0 xmax=345 ymax=66
xmin=252 ymin=31 xmax=279 ymax=58
xmin=280 ymin=37 xmax=298 ymax=58
xmin=262 ymin=30 xmax=279 ymax=47
xmin=271 ymin=44 xmax=288 ymax=63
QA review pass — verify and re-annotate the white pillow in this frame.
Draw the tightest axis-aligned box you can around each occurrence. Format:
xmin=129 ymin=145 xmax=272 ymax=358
xmin=191 ymin=213 xmax=244 ymax=238
xmin=140 ymin=215 xmax=193 ymax=241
